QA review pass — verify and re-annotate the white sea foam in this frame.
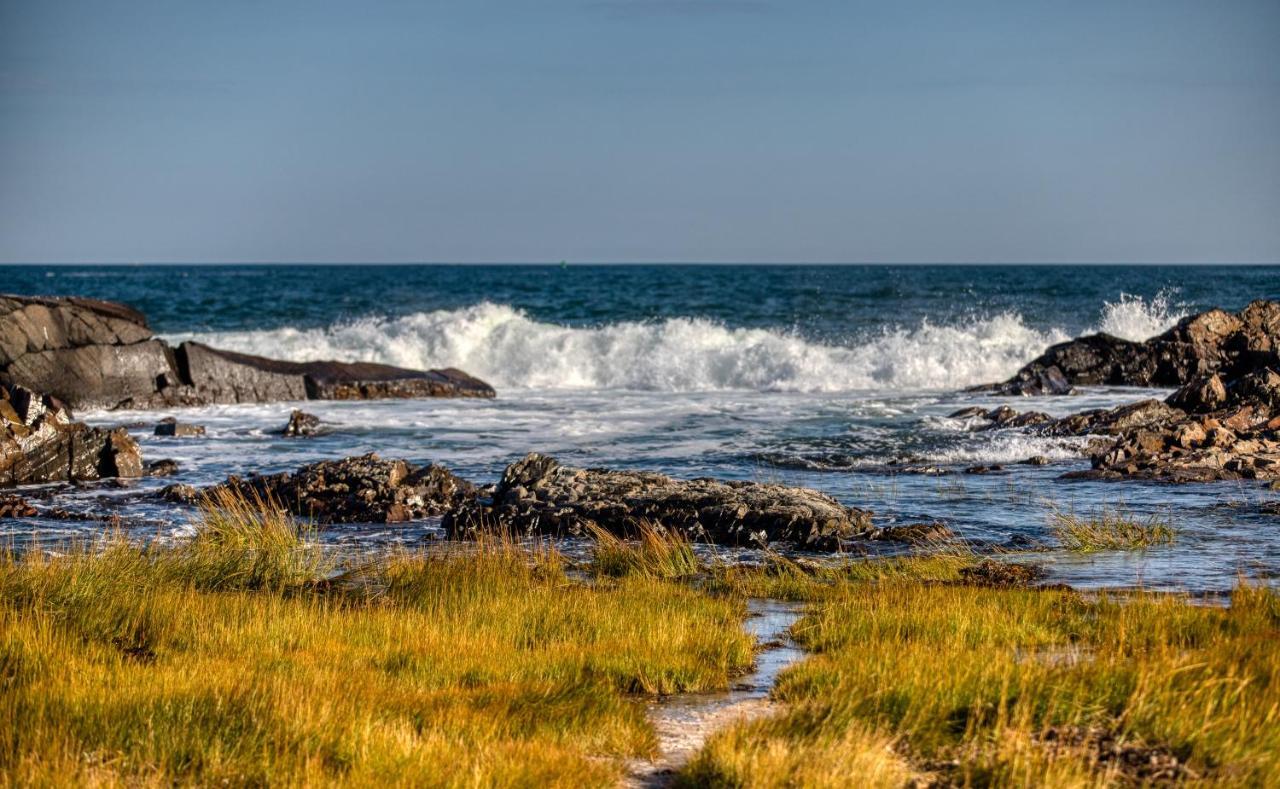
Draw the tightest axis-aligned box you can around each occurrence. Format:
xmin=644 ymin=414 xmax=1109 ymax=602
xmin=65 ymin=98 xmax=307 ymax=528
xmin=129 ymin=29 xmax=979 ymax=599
xmin=169 ymin=293 xmax=1185 ymax=393
xmin=1095 ymin=289 xmax=1188 ymax=341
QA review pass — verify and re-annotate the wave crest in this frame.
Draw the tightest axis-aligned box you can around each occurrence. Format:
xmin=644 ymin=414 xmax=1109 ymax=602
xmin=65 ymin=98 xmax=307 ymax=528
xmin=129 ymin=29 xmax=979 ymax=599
xmin=172 ymin=293 xmax=1183 ymax=393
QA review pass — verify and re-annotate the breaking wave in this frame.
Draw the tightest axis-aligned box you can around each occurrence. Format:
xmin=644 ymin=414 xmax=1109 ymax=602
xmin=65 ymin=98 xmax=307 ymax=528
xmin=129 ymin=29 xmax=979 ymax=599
xmin=170 ymin=293 xmax=1184 ymax=393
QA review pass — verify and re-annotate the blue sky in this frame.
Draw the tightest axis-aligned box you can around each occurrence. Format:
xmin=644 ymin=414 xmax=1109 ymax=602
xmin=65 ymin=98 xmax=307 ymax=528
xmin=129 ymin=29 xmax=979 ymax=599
xmin=1 ymin=0 xmax=1277 ymax=263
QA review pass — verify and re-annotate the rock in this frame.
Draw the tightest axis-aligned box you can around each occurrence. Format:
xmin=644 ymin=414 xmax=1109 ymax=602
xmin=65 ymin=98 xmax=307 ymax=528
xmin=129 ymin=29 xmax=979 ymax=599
xmin=958 ymin=559 xmax=1046 ymax=587
xmin=159 ymin=483 xmax=200 ymax=505
xmin=216 ymin=453 xmax=473 ymax=524
xmin=865 ymin=521 xmax=955 ymax=545
xmin=949 ymin=406 xmax=1052 ymax=430
xmin=444 ymin=453 xmax=873 ymax=549
xmin=0 ymin=383 xmax=143 ymax=486
xmin=1167 ymin=374 xmax=1227 ymax=413
xmin=146 ymin=459 xmax=181 ymax=477
xmin=282 ymin=409 xmax=322 ymax=437
xmin=1021 ymin=455 xmax=1051 ymax=466
xmin=0 ymin=494 xmax=37 ymax=518
xmin=964 ymin=464 xmax=1005 ymax=474
xmin=154 ymin=418 xmax=206 ymax=438
xmin=983 ymin=300 xmax=1280 ymax=394
xmin=1041 ymin=399 xmax=1184 ymax=437
xmin=1 ymin=294 xmax=496 ymax=409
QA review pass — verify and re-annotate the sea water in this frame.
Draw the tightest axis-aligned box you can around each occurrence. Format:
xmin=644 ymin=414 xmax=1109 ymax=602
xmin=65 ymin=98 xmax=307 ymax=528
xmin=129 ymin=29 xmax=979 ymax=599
xmin=2 ymin=264 xmax=1278 ymax=592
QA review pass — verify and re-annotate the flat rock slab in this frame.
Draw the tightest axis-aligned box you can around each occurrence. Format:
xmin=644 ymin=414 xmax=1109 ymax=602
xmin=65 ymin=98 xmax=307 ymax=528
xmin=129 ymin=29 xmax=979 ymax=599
xmin=0 ymin=294 xmax=496 ymax=410
xmin=445 ymin=453 xmax=873 ymax=548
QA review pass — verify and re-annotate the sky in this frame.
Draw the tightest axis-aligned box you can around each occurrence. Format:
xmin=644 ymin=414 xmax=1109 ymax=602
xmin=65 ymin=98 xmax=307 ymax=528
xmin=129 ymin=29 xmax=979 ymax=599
xmin=1 ymin=1 xmax=1278 ymax=264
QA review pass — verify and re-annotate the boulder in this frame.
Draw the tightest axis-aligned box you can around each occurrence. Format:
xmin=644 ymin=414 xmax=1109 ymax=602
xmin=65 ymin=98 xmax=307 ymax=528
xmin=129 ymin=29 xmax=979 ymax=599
xmin=984 ymin=300 xmax=1280 ymax=395
xmin=0 ymin=383 xmax=143 ymax=487
xmin=0 ymin=294 xmax=496 ymax=409
xmin=444 ymin=453 xmax=873 ymax=549
xmin=282 ymin=409 xmax=322 ymax=437
xmin=154 ymin=418 xmax=206 ymax=438
xmin=145 ymin=459 xmax=181 ymax=477
xmin=215 ymin=453 xmax=474 ymax=523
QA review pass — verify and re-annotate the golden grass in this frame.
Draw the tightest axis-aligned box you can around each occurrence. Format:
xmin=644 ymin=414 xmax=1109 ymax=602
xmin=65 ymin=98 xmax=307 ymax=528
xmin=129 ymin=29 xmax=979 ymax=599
xmin=0 ymin=495 xmax=754 ymax=786
xmin=1050 ymin=506 xmax=1176 ymax=552
xmin=681 ymin=578 xmax=1280 ymax=787
xmin=588 ymin=521 xmax=700 ymax=580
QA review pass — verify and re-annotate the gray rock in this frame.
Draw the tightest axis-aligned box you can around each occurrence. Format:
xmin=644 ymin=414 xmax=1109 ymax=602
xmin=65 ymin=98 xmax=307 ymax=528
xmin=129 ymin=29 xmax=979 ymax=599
xmin=444 ymin=452 xmax=873 ymax=549
xmin=154 ymin=417 xmax=206 ymax=437
xmin=281 ymin=409 xmax=322 ymax=437
xmin=216 ymin=453 xmax=474 ymax=524
xmin=0 ymin=294 xmax=496 ymax=410
xmin=1 ymin=383 xmax=143 ymax=486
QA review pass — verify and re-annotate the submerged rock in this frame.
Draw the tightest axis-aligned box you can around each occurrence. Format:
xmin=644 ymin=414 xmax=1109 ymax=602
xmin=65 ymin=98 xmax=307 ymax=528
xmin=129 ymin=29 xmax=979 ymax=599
xmin=949 ymin=405 xmax=1052 ymax=430
xmin=281 ymin=409 xmax=322 ymax=437
xmin=0 ymin=383 xmax=143 ymax=487
xmin=216 ymin=453 xmax=474 ymax=523
xmin=145 ymin=459 xmax=181 ymax=477
xmin=958 ymin=559 xmax=1046 ymax=587
xmin=864 ymin=521 xmax=955 ymax=545
xmin=154 ymin=418 xmax=206 ymax=438
xmin=0 ymin=494 xmax=37 ymax=518
xmin=0 ymin=293 xmax=496 ymax=410
xmin=444 ymin=452 xmax=873 ymax=549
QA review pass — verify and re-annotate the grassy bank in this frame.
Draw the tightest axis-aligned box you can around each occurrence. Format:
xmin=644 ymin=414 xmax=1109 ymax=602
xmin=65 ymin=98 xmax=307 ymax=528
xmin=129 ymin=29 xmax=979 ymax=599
xmin=0 ymin=496 xmax=753 ymax=786
xmin=3 ymin=495 xmax=1277 ymax=786
xmin=682 ymin=574 xmax=1280 ymax=787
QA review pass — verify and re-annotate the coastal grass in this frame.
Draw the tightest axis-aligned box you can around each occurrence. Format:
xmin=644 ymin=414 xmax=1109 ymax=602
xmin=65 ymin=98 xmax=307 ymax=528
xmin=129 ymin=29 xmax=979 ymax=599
xmin=681 ymin=578 xmax=1280 ymax=787
xmin=1050 ymin=506 xmax=1176 ymax=552
xmin=588 ymin=521 xmax=700 ymax=580
xmin=0 ymin=496 xmax=754 ymax=786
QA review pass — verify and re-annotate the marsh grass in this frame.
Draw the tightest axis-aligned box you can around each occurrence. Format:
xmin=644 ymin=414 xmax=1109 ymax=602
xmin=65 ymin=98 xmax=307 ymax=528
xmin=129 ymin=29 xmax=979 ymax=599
xmin=681 ymin=578 xmax=1280 ymax=787
xmin=588 ymin=521 xmax=700 ymax=580
xmin=1050 ymin=506 xmax=1176 ymax=552
xmin=0 ymin=492 xmax=754 ymax=786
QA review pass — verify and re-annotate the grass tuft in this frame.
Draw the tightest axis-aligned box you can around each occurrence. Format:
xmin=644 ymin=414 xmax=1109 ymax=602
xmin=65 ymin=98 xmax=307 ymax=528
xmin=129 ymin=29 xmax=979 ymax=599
xmin=589 ymin=521 xmax=700 ymax=580
xmin=1050 ymin=506 xmax=1175 ymax=552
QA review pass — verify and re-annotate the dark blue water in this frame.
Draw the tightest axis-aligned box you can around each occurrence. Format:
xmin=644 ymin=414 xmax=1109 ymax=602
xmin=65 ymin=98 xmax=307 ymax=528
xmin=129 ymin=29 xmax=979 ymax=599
xmin=4 ymin=264 xmax=1276 ymax=338
xmin=2 ymin=264 xmax=1278 ymax=592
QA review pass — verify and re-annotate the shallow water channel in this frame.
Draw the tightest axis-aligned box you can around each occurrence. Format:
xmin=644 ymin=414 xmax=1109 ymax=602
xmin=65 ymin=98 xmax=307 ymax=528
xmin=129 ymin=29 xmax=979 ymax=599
xmin=628 ymin=599 xmax=805 ymax=786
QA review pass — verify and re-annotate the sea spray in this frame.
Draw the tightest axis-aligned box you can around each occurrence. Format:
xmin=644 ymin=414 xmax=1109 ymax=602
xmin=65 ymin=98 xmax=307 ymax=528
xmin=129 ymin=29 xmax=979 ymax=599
xmin=169 ymin=293 xmax=1184 ymax=393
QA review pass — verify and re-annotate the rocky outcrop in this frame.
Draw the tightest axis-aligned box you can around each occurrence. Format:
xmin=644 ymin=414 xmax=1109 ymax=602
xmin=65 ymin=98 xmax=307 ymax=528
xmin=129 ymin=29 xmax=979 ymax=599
xmin=0 ymin=294 xmax=496 ymax=410
xmin=1042 ymin=371 xmax=1280 ymax=482
xmin=986 ymin=300 xmax=1280 ymax=395
xmin=215 ymin=453 xmax=474 ymax=523
xmin=1 ymin=383 xmax=143 ymax=487
xmin=443 ymin=453 xmax=873 ymax=548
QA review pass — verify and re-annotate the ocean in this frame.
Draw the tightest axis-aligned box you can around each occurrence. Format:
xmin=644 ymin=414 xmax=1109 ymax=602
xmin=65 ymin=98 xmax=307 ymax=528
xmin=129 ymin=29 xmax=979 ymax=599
xmin=3 ymin=264 xmax=1278 ymax=592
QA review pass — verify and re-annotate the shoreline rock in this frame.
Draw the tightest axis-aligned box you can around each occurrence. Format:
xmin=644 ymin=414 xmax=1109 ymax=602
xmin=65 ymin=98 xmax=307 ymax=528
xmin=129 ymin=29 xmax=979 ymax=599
xmin=1 ymin=294 xmax=496 ymax=410
xmin=444 ymin=452 xmax=873 ymax=549
xmin=982 ymin=299 xmax=1280 ymax=395
xmin=1 ymin=383 xmax=143 ymax=487
xmin=213 ymin=453 xmax=474 ymax=524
